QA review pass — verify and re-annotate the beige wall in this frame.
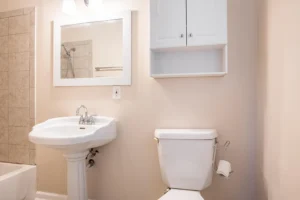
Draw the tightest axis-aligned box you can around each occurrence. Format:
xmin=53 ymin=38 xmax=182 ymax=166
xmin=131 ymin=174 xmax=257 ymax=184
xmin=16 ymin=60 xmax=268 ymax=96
xmin=258 ymin=0 xmax=300 ymax=199
xmin=0 ymin=0 xmax=259 ymax=199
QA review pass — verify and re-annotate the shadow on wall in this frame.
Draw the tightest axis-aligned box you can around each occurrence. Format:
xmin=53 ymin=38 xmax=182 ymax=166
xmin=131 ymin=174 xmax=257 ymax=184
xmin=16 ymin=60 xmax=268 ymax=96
xmin=257 ymin=0 xmax=282 ymax=199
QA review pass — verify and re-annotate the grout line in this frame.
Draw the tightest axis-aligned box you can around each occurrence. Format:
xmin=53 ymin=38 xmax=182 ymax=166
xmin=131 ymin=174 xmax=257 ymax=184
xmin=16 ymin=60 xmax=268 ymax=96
xmin=7 ymin=32 xmax=30 ymax=37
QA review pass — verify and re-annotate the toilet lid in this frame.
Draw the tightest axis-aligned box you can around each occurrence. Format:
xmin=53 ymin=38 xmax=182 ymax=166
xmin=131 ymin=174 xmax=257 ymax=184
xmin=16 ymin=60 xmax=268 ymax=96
xmin=159 ymin=189 xmax=204 ymax=200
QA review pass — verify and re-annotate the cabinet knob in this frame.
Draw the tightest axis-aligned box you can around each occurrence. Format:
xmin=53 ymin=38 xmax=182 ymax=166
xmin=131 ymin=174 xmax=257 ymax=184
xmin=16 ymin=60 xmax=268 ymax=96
xmin=189 ymin=33 xmax=193 ymax=37
xmin=180 ymin=34 xmax=184 ymax=38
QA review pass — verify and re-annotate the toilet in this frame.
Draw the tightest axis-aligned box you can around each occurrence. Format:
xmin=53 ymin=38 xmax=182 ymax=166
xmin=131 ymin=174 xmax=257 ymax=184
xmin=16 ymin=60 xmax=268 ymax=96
xmin=155 ymin=129 xmax=218 ymax=200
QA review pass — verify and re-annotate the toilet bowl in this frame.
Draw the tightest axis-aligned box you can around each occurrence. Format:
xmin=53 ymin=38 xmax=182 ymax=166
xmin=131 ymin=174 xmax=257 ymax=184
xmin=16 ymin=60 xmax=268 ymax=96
xmin=155 ymin=129 xmax=218 ymax=200
xmin=159 ymin=189 xmax=204 ymax=200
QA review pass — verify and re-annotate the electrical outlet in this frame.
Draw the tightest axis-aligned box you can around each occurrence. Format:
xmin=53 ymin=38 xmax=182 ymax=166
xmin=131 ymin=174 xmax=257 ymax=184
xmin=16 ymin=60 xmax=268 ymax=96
xmin=112 ymin=86 xmax=121 ymax=99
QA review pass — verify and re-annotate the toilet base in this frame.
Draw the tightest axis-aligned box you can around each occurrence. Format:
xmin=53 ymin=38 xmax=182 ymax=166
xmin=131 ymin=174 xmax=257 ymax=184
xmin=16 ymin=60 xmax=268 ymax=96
xmin=159 ymin=189 xmax=204 ymax=200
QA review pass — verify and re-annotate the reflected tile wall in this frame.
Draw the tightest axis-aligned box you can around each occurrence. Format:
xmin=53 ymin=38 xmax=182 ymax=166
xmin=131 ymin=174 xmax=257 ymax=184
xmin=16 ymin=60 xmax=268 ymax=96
xmin=0 ymin=7 xmax=35 ymax=165
xmin=61 ymin=40 xmax=93 ymax=78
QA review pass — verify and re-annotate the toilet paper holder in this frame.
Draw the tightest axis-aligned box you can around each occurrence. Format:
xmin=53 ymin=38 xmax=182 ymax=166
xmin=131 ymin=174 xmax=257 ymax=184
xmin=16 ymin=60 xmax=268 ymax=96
xmin=223 ymin=141 xmax=230 ymax=151
xmin=215 ymin=140 xmax=231 ymax=156
xmin=214 ymin=140 xmax=234 ymax=178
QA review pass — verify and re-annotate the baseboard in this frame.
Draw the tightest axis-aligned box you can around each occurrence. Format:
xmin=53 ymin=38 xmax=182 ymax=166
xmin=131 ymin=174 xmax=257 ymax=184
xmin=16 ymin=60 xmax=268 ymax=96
xmin=36 ymin=191 xmax=95 ymax=200
xmin=36 ymin=191 xmax=67 ymax=200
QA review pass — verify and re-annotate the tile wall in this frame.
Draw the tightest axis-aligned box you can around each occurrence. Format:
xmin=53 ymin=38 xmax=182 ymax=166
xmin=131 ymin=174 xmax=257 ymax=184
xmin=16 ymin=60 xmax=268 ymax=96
xmin=0 ymin=7 xmax=35 ymax=165
xmin=61 ymin=40 xmax=93 ymax=78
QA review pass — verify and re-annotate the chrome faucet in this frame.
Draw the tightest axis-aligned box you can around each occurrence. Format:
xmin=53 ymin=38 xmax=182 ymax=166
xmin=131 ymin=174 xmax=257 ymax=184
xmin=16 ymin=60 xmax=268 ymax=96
xmin=76 ymin=105 xmax=96 ymax=125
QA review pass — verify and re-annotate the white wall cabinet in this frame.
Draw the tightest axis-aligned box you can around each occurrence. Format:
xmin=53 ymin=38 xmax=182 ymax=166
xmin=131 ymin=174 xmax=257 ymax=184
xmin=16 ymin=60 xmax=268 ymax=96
xmin=187 ymin=0 xmax=227 ymax=46
xmin=150 ymin=0 xmax=187 ymax=49
xmin=150 ymin=0 xmax=228 ymax=78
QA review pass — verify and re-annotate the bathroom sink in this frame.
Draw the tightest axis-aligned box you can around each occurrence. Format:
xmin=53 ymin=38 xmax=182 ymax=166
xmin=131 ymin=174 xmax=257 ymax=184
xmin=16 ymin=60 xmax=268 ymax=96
xmin=29 ymin=115 xmax=116 ymax=200
xmin=29 ymin=116 xmax=116 ymax=153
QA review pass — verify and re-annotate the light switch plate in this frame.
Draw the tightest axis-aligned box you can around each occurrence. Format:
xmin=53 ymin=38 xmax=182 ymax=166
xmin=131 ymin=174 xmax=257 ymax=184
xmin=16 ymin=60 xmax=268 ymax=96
xmin=113 ymin=86 xmax=121 ymax=99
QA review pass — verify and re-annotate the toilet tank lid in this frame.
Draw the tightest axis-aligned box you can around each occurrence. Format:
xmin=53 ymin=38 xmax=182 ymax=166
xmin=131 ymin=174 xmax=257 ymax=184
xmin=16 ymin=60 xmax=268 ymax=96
xmin=155 ymin=129 xmax=218 ymax=140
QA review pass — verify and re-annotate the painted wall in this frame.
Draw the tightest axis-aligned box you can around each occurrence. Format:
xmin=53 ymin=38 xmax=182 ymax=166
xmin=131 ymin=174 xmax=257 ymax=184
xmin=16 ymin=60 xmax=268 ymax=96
xmin=258 ymin=0 xmax=300 ymax=199
xmin=0 ymin=0 xmax=259 ymax=199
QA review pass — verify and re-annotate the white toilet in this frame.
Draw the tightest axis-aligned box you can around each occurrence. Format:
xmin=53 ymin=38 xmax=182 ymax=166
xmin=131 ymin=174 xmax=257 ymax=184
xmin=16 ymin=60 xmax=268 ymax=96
xmin=155 ymin=129 xmax=218 ymax=200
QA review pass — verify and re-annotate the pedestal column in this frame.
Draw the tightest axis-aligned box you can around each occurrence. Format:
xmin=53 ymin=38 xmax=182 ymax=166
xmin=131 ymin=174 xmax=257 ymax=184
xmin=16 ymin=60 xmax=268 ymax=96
xmin=64 ymin=151 xmax=88 ymax=200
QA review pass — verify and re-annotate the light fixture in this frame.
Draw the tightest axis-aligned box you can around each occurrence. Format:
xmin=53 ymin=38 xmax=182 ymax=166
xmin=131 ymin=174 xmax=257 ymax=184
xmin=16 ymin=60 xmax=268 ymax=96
xmin=84 ymin=0 xmax=103 ymax=9
xmin=62 ymin=0 xmax=77 ymax=15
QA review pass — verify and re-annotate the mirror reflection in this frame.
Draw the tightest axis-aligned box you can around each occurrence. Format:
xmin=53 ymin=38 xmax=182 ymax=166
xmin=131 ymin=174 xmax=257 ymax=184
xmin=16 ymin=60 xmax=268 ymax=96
xmin=60 ymin=19 xmax=123 ymax=79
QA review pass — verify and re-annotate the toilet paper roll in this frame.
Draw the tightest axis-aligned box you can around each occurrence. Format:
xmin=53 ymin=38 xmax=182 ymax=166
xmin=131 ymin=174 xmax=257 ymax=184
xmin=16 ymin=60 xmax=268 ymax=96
xmin=216 ymin=160 xmax=232 ymax=178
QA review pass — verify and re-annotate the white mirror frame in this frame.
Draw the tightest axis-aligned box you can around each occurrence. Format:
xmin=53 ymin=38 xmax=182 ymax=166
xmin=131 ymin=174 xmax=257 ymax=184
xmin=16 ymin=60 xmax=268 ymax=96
xmin=53 ymin=11 xmax=132 ymax=86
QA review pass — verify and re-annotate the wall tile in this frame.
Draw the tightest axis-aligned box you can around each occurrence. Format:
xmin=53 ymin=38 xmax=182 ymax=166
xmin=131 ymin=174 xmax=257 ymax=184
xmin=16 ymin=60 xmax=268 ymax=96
xmin=74 ymin=57 xmax=90 ymax=69
xmin=29 ymin=118 xmax=35 ymax=128
xmin=0 ymin=90 xmax=9 ymax=107
xmin=9 ymin=71 xmax=29 ymax=89
xmin=30 ymin=10 xmax=35 ymax=26
xmin=9 ymin=14 xmax=30 ymax=35
xmin=61 ymin=70 xmax=78 ymax=78
xmin=0 ymin=8 xmax=35 ymax=165
xmin=61 ymin=70 xmax=66 ymax=78
xmin=0 ymin=54 xmax=9 ymax=71
xmin=29 ymin=26 xmax=35 ymax=53
xmin=0 ymin=36 xmax=8 ymax=54
xmin=74 ymin=45 xmax=91 ymax=58
xmin=0 ymin=9 xmax=23 ymax=19
xmin=0 ymin=107 xmax=8 ymax=127
xmin=0 ymin=72 xmax=8 ymax=89
xmin=9 ymin=33 xmax=29 ymax=53
xmin=29 ymin=142 xmax=35 ymax=150
xmin=8 ymin=126 xmax=30 ymax=146
xmin=9 ymin=107 xmax=29 ymax=127
xmin=29 ymin=118 xmax=35 ymax=150
xmin=30 ymin=88 xmax=35 ymax=118
xmin=9 ymin=88 xmax=30 ymax=108
xmin=29 ymin=149 xmax=35 ymax=165
xmin=24 ymin=7 xmax=35 ymax=15
xmin=0 ymin=126 xmax=8 ymax=144
xmin=61 ymin=58 xmax=67 ymax=70
xmin=0 ymin=18 xmax=8 ymax=37
xmin=0 ymin=144 xmax=8 ymax=162
xmin=9 ymin=52 xmax=30 ymax=71
xmin=8 ymin=144 xmax=29 ymax=164
xmin=74 ymin=69 xmax=91 ymax=78
xmin=30 ymin=56 xmax=35 ymax=88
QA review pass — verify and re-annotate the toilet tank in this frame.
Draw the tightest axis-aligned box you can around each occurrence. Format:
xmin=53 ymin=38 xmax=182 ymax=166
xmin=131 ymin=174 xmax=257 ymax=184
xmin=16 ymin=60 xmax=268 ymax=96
xmin=155 ymin=129 xmax=218 ymax=191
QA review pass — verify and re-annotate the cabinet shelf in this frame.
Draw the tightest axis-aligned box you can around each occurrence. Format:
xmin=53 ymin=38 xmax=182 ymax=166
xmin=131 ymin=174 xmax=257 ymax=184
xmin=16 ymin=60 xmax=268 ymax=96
xmin=150 ymin=43 xmax=227 ymax=52
xmin=150 ymin=45 xmax=228 ymax=78
xmin=151 ymin=72 xmax=227 ymax=78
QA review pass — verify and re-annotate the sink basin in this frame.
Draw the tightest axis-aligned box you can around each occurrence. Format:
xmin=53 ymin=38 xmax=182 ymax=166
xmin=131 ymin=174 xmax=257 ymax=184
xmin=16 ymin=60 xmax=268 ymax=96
xmin=29 ymin=116 xmax=116 ymax=153
xmin=29 ymin=116 xmax=116 ymax=200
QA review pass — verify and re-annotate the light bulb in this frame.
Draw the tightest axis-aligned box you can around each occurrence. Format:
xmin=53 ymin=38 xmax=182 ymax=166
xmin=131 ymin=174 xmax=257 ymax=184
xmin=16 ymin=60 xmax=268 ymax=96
xmin=62 ymin=0 xmax=77 ymax=15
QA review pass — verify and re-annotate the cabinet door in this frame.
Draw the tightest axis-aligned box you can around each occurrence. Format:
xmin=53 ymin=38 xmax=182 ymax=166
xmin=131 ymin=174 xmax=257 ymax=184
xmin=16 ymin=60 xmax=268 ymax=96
xmin=187 ymin=0 xmax=227 ymax=46
xmin=151 ymin=0 xmax=187 ymax=49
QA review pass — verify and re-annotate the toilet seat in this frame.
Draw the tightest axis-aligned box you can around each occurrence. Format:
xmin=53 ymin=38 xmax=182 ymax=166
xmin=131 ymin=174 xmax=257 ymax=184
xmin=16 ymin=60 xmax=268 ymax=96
xmin=159 ymin=189 xmax=204 ymax=200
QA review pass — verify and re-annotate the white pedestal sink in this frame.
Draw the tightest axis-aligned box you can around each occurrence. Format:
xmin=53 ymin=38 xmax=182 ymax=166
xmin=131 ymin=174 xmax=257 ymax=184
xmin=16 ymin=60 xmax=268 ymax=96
xmin=29 ymin=116 xmax=116 ymax=200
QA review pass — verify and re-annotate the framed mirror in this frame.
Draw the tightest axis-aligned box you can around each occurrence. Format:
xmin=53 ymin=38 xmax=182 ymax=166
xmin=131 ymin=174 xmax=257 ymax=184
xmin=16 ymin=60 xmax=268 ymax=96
xmin=53 ymin=11 xmax=131 ymax=86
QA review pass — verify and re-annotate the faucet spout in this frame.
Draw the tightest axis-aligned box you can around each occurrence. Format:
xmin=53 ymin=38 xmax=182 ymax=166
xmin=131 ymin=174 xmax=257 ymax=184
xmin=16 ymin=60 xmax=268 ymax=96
xmin=76 ymin=105 xmax=89 ymax=124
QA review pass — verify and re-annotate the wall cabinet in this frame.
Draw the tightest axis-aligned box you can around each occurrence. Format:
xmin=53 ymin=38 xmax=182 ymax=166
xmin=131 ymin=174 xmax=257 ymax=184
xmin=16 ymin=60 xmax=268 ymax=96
xmin=150 ymin=0 xmax=187 ymax=49
xmin=150 ymin=0 xmax=228 ymax=78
